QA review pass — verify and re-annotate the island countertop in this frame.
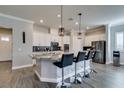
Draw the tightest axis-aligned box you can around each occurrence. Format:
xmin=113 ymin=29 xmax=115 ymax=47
xmin=31 ymin=51 xmax=73 ymax=61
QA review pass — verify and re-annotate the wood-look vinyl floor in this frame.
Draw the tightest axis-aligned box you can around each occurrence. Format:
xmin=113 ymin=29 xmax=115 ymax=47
xmin=0 ymin=61 xmax=124 ymax=88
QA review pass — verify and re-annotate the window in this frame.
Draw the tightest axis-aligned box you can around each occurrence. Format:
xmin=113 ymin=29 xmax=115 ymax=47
xmin=116 ymin=32 xmax=124 ymax=50
xmin=1 ymin=37 xmax=9 ymax=42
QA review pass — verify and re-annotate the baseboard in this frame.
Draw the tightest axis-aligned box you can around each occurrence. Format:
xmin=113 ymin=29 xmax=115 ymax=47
xmin=106 ymin=61 xmax=113 ymax=64
xmin=12 ymin=64 xmax=33 ymax=70
xmin=120 ymin=63 xmax=124 ymax=65
xmin=35 ymin=71 xmax=42 ymax=81
xmin=0 ymin=60 xmax=12 ymax=62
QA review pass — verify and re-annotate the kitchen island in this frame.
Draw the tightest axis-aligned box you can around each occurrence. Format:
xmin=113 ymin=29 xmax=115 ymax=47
xmin=32 ymin=51 xmax=90 ymax=83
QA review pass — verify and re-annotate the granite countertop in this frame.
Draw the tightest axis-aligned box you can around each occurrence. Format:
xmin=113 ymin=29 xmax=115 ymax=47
xmin=31 ymin=51 xmax=63 ymax=61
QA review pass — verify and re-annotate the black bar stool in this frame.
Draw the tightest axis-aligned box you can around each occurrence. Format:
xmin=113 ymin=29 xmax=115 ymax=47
xmin=83 ymin=51 xmax=91 ymax=78
xmin=83 ymin=50 xmax=97 ymax=78
xmin=53 ymin=53 xmax=74 ymax=88
xmin=89 ymin=50 xmax=97 ymax=74
xmin=73 ymin=51 xmax=86 ymax=84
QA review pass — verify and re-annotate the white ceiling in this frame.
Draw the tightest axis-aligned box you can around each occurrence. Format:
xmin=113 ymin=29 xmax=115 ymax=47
xmin=0 ymin=5 xmax=124 ymax=31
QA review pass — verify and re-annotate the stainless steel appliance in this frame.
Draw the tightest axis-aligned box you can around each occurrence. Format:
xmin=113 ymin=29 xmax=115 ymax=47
xmin=92 ymin=41 xmax=106 ymax=64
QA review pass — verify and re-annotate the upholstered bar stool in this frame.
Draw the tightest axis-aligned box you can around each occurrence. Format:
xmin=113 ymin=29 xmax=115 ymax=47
xmin=53 ymin=53 xmax=74 ymax=88
xmin=73 ymin=51 xmax=86 ymax=84
xmin=83 ymin=51 xmax=91 ymax=78
xmin=83 ymin=50 xmax=97 ymax=78
xmin=89 ymin=50 xmax=97 ymax=74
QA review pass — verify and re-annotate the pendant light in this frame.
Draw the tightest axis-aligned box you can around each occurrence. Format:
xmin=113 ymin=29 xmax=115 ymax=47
xmin=58 ymin=5 xmax=64 ymax=36
xmin=77 ymin=13 xmax=82 ymax=39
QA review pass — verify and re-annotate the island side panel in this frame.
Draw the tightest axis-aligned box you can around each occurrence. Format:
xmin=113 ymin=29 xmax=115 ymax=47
xmin=40 ymin=60 xmax=58 ymax=83
xmin=35 ymin=59 xmax=42 ymax=80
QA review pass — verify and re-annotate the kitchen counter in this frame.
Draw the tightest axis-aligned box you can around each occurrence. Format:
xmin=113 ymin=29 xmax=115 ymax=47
xmin=31 ymin=51 xmax=90 ymax=83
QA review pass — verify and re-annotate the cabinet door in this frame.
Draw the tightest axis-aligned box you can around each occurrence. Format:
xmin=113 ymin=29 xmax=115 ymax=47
xmin=46 ymin=34 xmax=51 ymax=46
xmin=39 ymin=34 xmax=44 ymax=46
xmin=40 ymin=34 xmax=51 ymax=46
xmin=51 ymin=35 xmax=59 ymax=42
xmin=64 ymin=36 xmax=70 ymax=44
xmin=33 ymin=31 xmax=40 ymax=46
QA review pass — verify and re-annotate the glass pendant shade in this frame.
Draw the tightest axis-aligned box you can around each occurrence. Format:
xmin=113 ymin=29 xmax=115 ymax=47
xmin=58 ymin=5 xmax=64 ymax=36
xmin=59 ymin=27 xmax=64 ymax=36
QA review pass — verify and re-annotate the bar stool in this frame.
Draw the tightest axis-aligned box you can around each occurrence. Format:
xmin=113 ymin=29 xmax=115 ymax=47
xmin=73 ymin=51 xmax=86 ymax=84
xmin=83 ymin=50 xmax=97 ymax=78
xmin=83 ymin=51 xmax=91 ymax=78
xmin=89 ymin=50 xmax=97 ymax=74
xmin=53 ymin=53 xmax=74 ymax=88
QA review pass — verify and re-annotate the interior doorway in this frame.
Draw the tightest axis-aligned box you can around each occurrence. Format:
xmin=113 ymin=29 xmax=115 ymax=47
xmin=0 ymin=27 xmax=12 ymax=69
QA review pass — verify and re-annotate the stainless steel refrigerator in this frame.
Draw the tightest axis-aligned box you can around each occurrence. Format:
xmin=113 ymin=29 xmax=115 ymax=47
xmin=92 ymin=41 xmax=106 ymax=64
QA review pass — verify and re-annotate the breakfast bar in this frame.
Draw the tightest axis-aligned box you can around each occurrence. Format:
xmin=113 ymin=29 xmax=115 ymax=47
xmin=32 ymin=51 xmax=91 ymax=83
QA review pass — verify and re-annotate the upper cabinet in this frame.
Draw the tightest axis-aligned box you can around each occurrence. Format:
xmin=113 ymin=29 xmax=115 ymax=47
xmin=64 ymin=36 xmax=70 ymax=44
xmin=33 ymin=27 xmax=70 ymax=46
xmin=33 ymin=30 xmax=40 ymax=46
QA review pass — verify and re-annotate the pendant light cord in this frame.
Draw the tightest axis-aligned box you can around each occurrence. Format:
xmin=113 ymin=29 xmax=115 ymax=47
xmin=61 ymin=5 xmax=63 ymax=32
xmin=78 ymin=13 xmax=82 ymax=33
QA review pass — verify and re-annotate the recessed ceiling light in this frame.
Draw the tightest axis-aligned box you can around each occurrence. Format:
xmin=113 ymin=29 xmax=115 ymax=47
xmin=40 ymin=19 xmax=44 ymax=23
xmin=57 ymin=14 xmax=61 ymax=18
xmin=75 ymin=22 xmax=78 ymax=25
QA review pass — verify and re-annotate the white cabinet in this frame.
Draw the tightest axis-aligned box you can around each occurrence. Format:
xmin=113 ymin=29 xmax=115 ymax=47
xmin=39 ymin=34 xmax=45 ymax=46
xmin=33 ymin=31 xmax=51 ymax=46
xmin=39 ymin=34 xmax=51 ymax=46
xmin=64 ymin=36 xmax=70 ymax=44
xmin=33 ymin=30 xmax=70 ymax=46
xmin=33 ymin=31 xmax=40 ymax=46
xmin=45 ymin=34 xmax=51 ymax=46
xmin=51 ymin=35 xmax=59 ymax=42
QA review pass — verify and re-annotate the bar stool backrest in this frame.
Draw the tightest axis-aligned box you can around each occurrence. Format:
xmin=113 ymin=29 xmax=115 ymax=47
xmin=91 ymin=51 xmax=96 ymax=59
xmin=77 ymin=51 xmax=86 ymax=62
xmin=85 ymin=51 xmax=90 ymax=60
xmin=61 ymin=53 xmax=74 ymax=67
xmin=88 ymin=51 xmax=96 ymax=60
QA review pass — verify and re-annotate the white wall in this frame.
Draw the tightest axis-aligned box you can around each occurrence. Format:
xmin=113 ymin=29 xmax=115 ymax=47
xmin=0 ymin=28 xmax=12 ymax=61
xmin=85 ymin=27 xmax=106 ymax=46
xmin=0 ymin=14 xmax=33 ymax=69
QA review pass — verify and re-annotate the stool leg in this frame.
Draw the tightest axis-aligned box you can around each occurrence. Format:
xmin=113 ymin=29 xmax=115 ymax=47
xmin=74 ymin=63 xmax=77 ymax=83
xmin=83 ymin=60 xmax=90 ymax=78
xmin=62 ymin=67 xmax=64 ymax=86
xmin=84 ymin=60 xmax=85 ymax=75
xmin=73 ymin=63 xmax=81 ymax=84
xmin=56 ymin=67 xmax=71 ymax=88
xmin=90 ymin=60 xmax=97 ymax=74
xmin=61 ymin=67 xmax=67 ymax=88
